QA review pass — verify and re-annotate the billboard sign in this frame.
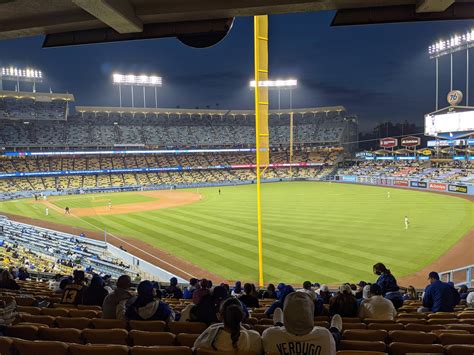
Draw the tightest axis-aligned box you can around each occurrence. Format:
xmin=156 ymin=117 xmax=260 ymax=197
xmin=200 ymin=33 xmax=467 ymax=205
xmin=425 ymin=110 xmax=474 ymax=136
xmin=410 ymin=181 xmax=427 ymax=188
xmin=342 ymin=175 xmax=357 ymax=182
xmin=380 ymin=137 xmax=398 ymax=148
xmin=394 ymin=180 xmax=409 ymax=187
xmin=429 ymin=182 xmax=447 ymax=191
xmin=448 ymin=184 xmax=468 ymax=194
xmin=401 ymin=136 xmax=421 ymax=147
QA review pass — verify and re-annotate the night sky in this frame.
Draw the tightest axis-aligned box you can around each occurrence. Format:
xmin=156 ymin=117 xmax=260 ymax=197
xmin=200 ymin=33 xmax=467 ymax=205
xmin=0 ymin=11 xmax=473 ymax=131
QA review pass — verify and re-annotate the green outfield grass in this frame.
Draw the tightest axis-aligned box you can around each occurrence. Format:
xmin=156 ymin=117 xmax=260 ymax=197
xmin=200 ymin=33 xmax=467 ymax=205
xmin=0 ymin=182 xmax=472 ymax=284
xmin=50 ymin=192 xmax=157 ymax=209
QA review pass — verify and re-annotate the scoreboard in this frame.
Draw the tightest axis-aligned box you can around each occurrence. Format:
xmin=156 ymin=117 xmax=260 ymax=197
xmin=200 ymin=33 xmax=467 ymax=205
xmin=425 ymin=110 xmax=474 ymax=136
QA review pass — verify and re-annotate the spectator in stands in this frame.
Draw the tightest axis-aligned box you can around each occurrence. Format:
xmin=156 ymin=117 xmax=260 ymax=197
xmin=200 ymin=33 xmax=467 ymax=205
xmin=358 ymin=284 xmax=397 ymax=320
xmin=298 ymin=280 xmax=316 ymax=300
xmin=48 ymin=274 xmax=63 ymax=292
xmin=102 ymin=275 xmax=134 ymax=320
xmin=231 ymin=281 xmax=243 ymax=297
xmin=265 ymin=285 xmax=295 ymax=317
xmin=185 ymin=285 xmax=231 ymax=325
xmin=61 ymin=270 xmax=87 ymax=305
xmin=183 ymin=278 xmax=199 ymax=299
xmin=263 ymin=292 xmax=341 ymax=355
xmin=373 ymin=262 xmax=403 ymax=309
xmin=354 ymin=281 xmax=367 ymax=300
xmin=459 ymin=285 xmax=469 ymax=300
xmin=467 ymin=291 xmax=474 ymax=308
xmin=83 ymin=275 xmax=109 ymax=306
xmin=193 ymin=279 xmax=211 ymax=304
xmin=318 ymin=284 xmax=332 ymax=304
xmin=239 ymin=283 xmax=260 ymax=308
xmin=403 ymin=286 xmax=418 ymax=301
xmin=17 ymin=267 xmax=29 ymax=281
xmin=125 ymin=280 xmax=174 ymax=322
xmin=0 ymin=269 xmax=20 ymax=290
xmin=262 ymin=283 xmax=277 ymax=299
xmin=165 ymin=276 xmax=183 ymax=299
xmin=329 ymin=284 xmax=358 ymax=317
xmin=193 ymin=297 xmax=262 ymax=353
xmin=419 ymin=272 xmax=461 ymax=313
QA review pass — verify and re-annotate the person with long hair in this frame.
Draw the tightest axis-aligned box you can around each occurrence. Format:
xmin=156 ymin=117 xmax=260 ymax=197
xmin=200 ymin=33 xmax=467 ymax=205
xmin=83 ymin=275 xmax=109 ymax=306
xmin=0 ymin=269 xmax=20 ymax=290
xmin=403 ymin=286 xmax=418 ymax=301
xmin=193 ymin=297 xmax=262 ymax=353
xmin=125 ymin=280 xmax=174 ymax=322
xmin=373 ymin=262 xmax=403 ymax=309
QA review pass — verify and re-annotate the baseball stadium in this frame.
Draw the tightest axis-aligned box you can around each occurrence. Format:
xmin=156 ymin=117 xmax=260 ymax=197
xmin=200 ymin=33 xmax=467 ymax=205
xmin=0 ymin=1 xmax=473 ymax=354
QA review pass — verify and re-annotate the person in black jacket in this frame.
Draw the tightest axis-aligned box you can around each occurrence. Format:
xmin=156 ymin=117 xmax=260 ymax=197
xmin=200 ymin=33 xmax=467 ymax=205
xmin=83 ymin=275 xmax=109 ymax=306
xmin=239 ymin=283 xmax=260 ymax=308
xmin=165 ymin=277 xmax=183 ymax=299
xmin=0 ymin=269 xmax=20 ymax=290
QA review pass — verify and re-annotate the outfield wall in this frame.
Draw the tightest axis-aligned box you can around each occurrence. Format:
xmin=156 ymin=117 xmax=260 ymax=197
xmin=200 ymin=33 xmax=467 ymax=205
xmin=335 ymin=175 xmax=474 ymax=195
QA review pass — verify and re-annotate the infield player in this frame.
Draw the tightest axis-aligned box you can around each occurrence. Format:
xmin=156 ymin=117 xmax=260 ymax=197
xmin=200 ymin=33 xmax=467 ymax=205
xmin=404 ymin=216 xmax=409 ymax=230
xmin=108 ymin=201 xmax=112 ymax=209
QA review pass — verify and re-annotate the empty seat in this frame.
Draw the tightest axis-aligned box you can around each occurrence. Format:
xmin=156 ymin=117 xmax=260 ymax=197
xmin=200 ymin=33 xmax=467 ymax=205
xmin=69 ymin=309 xmax=98 ymax=318
xmin=17 ymin=306 xmax=41 ymax=315
xmin=15 ymin=297 xmax=37 ymax=306
xmin=42 ymin=308 xmax=69 ymax=317
xmin=195 ymin=349 xmax=258 ymax=355
xmin=4 ymin=325 xmax=38 ymax=340
xmin=91 ymin=318 xmax=127 ymax=329
xmin=363 ymin=318 xmax=394 ymax=324
xmin=0 ymin=336 xmax=13 ymax=355
xmin=176 ymin=333 xmax=199 ymax=347
xmin=129 ymin=320 xmax=166 ymax=332
xmin=336 ymin=352 xmax=386 ymax=355
xmin=460 ymin=319 xmax=474 ymax=325
xmin=82 ymin=328 xmax=129 ymax=345
xmin=396 ymin=318 xmax=426 ymax=324
xmin=169 ymin=322 xmax=208 ymax=334
xmin=131 ymin=346 xmax=193 ymax=354
xmin=427 ymin=318 xmax=458 ymax=325
xmin=38 ymin=327 xmax=82 ymax=343
xmin=342 ymin=323 xmax=367 ymax=330
xmin=431 ymin=329 xmax=470 ymax=336
xmin=342 ymin=329 xmax=387 ymax=342
xmin=447 ymin=324 xmax=474 ymax=334
xmin=77 ymin=305 xmax=102 ymax=311
xmin=13 ymin=339 xmax=69 ymax=355
xmin=56 ymin=316 xmax=91 ymax=329
xmin=367 ymin=322 xmax=404 ymax=331
xmin=445 ymin=344 xmax=474 ymax=355
xmin=68 ymin=344 xmax=129 ymax=355
xmin=339 ymin=340 xmax=386 ymax=352
xmin=21 ymin=314 xmax=55 ymax=327
xmin=438 ymin=333 xmax=474 ymax=345
xmin=342 ymin=317 xmax=361 ymax=323
xmin=388 ymin=342 xmax=444 ymax=355
xmin=388 ymin=330 xmax=436 ymax=344
xmin=404 ymin=323 xmax=445 ymax=332
xmin=129 ymin=330 xmax=176 ymax=346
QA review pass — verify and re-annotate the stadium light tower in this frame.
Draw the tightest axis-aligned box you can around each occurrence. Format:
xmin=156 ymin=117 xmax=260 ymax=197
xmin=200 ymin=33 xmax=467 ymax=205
xmin=0 ymin=67 xmax=43 ymax=92
xmin=429 ymin=29 xmax=474 ymax=108
xmin=249 ymin=79 xmax=297 ymax=109
xmin=112 ymin=73 xmax=163 ymax=108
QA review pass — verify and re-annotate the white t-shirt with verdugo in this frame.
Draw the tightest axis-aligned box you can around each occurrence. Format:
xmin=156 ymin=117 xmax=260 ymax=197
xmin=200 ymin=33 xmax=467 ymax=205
xmin=262 ymin=326 xmax=336 ymax=355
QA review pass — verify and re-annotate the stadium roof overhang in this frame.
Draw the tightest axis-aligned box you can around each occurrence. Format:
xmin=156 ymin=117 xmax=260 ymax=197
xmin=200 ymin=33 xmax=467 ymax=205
xmin=0 ymin=89 xmax=75 ymax=101
xmin=0 ymin=0 xmax=473 ymax=47
xmin=74 ymin=105 xmax=346 ymax=116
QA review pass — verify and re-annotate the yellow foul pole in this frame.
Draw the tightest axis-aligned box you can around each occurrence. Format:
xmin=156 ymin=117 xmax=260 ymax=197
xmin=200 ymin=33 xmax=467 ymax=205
xmin=253 ymin=15 xmax=269 ymax=287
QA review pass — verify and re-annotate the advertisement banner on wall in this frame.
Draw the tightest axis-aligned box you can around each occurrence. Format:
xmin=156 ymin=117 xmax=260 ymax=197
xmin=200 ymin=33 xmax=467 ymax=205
xmin=448 ymin=184 xmax=468 ymax=194
xmin=429 ymin=182 xmax=447 ymax=191
xmin=379 ymin=178 xmax=391 ymax=185
xmin=380 ymin=137 xmax=398 ymax=148
xmin=401 ymin=136 xmax=421 ymax=147
xmin=342 ymin=175 xmax=357 ymax=182
xmin=410 ymin=181 xmax=427 ymax=188
xmin=394 ymin=180 xmax=409 ymax=187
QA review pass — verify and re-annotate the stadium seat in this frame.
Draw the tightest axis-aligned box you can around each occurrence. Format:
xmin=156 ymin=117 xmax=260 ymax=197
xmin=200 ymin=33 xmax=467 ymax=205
xmin=38 ymin=327 xmax=82 ymax=343
xmin=129 ymin=320 xmax=166 ymax=332
xmin=428 ymin=312 xmax=457 ymax=319
xmin=258 ymin=318 xmax=274 ymax=325
xmin=342 ymin=323 xmax=367 ymax=330
xmin=342 ymin=317 xmax=361 ymax=323
xmin=388 ymin=330 xmax=437 ymax=344
xmin=168 ymin=321 xmax=208 ymax=334
xmin=342 ymin=329 xmax=387 ymax=342
xmin=56 ymin=316 xmax=91 ymax=329
xmin=431 ymin=329 xmax=470 ymax=336
xmin=13 ymin=339 xmax=69 ymax=355
xmin=447 ymin=324 xmax=474 ymax=334
xmin=15 ymin=297 xmax=37 ymax=306
xmin=363 ymin=318 xmax=394 ymax=324
xmin=20 ymin=314 xmax=55 ymax=327
xmin=396 ymin=318 xmax=426 ymax=324
xmin=77 ymin=305 xmax=102 ymax=311
xmin=129 ymin=330 xmax=176 ymax=346
xmin=91 ymin=318 xmax=127 ymax=329
xmin=460 ymin=319 xmax=474 ymax=325
xmin=388 ymin=342 xmax=444 ymax=355
xmin=367 ymin=322 xmax=404 ymax=331
xmin=438 ymin=333 xmax=474 ymax=345
xmin=427 ymin=318 xmax=458 ymax=325
xmin=339 ymin=340 xmax=386 ymax=352
xmin=68 ymin=344 xmax=130 ymax=355
xmin=42 ymin=308 xmax=70 ymax=317
xmin=336 ymin=352 xmax=386 ymax=355
xmin=82 ymin=328 xmax=129 ymax=345
xmin=3 ymin=325 xmax=38 ymax=340
xmin=445 ymin=344 xmax=474 ymax=355
xmin=0 ymin=336 xmax=14 ymax=355
xmin=176 ymin=333 xmax=200 ymax=347
xmin=404 ymin=323 xmax=445 ymax=332
xmin=195 ymin=349 xmax=258 ymax=355
xmin=69 ymin=309 xmax=99 ymax=318
xmin=131 ymin=346 xmax=193 ymax=354
xmin=17 ymin=306 xmax=41 ymax=315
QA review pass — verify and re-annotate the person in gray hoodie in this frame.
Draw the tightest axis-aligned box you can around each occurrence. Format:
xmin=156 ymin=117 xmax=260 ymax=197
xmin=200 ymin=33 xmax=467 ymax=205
xmin=102 ymin=275 xmax=135 ymax=320
xmin=193 ymin=297 xmax=262 ymax=353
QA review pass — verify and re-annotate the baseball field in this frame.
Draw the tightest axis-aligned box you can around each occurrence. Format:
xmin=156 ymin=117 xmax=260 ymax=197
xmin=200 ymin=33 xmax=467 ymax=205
xmin=0 ymin=182 xmax=472 ymax=284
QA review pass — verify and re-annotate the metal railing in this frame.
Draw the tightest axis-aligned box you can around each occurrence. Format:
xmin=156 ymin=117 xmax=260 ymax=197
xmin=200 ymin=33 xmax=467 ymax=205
xmin=440 ymin=264 xmax=474 ymax=287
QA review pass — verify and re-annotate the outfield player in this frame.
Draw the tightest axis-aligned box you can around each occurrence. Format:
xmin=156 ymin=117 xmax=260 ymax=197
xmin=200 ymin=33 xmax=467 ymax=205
xmin=404 ymin=216 xmax=409 ymax=230
xmin=108 ymin=201 xmax=112 ymax=209
xmin=45 ymin=207 xmax=49 ymax=216
xmin=65 ymin=206 xmax=70 ymax=214
xmin=387 ymin=191 xmax=390 ymax=199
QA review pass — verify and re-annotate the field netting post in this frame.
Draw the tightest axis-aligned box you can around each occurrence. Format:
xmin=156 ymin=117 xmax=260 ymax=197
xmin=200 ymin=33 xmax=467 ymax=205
xmin=254 ymin=15 xmax=269 ymax=287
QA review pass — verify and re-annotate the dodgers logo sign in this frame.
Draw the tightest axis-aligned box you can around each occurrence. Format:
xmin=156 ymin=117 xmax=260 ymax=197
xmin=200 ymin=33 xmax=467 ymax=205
xmin=447 ymin=90 xmax=463 ymax=106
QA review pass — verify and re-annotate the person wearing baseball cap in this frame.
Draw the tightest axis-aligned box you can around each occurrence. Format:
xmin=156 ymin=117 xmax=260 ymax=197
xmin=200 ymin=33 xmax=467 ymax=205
xmin=262 ymin=292 xmax=341 ymax=355
xmin=329 ymin=284 xmax=358 ymax=317
xmin=418 ymin=271 xmax=460 ymax=313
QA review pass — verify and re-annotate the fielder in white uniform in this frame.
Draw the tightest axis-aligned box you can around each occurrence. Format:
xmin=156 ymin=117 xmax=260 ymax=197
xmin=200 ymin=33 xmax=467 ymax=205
xmin=45 ymin=208 xmax=49 ymax=216
xmin=404 ymin=216 xmax=409 ymax=230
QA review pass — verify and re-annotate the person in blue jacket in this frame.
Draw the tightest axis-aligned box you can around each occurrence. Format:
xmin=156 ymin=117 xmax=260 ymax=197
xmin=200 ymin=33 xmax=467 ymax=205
xmin=373 ymin=262 xmax=403 ymax=309
xmin=265 ymin=285 xmax=295 ymax=317
xmin=419 ymin=271 xmax=460 ymax=313
xmin=126 ymin=280 xmax=175 ymax=322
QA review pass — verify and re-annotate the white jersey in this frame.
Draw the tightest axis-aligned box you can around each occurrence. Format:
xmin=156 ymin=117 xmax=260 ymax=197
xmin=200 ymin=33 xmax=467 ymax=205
xmin=262 ymin=326 xmax=336 ymax=355
xmin=405 ymin=217 xmax=409 ymax=228
xmin=45 ymin=208 xmax=49 ymax=216
xmin=358 ymin=295 xmax=397 ymax=320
